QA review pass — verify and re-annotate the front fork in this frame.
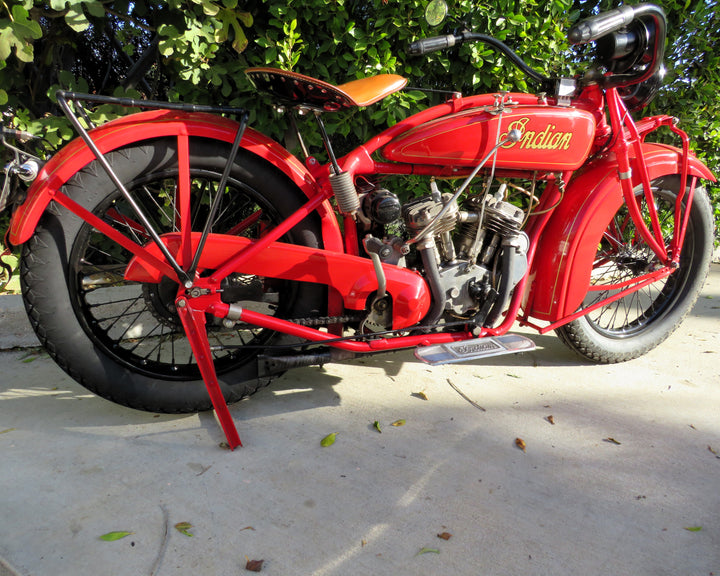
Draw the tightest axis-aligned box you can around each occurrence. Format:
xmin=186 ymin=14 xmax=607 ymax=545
xmin=606 ymin=88 xmax=695 ymax=266
xmin=1 ymin=127 xmax=44 ymax=289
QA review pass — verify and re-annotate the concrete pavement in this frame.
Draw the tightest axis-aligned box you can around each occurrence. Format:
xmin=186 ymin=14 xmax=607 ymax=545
xmin=0 ymin=266 xmax=719 ymax=575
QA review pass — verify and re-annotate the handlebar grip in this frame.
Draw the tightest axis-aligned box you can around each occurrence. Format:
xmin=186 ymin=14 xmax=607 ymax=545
xmin=568 ymin=5 xmax=636 ymax=44
xmin=408 ymin=34 xmax=459 ymax=56
xmin=1 ymin=126 xmax=35 ymax=141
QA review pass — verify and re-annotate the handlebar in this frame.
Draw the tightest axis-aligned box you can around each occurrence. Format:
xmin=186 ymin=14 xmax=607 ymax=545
xmin=409 ymin=3 xmax=665 ymax=93
xmin=408 ymin=34 xmax=458 ymax=56
xmin=0 ymin=126 xmax=35 ymax=143
xmin=568 ymin=6 xmax=637 ymax=44
xmin=568 ymin=3 xmax=664 ymax=45
xmin=408 ymin=32 xmax=552 ymax=84
xmin=571 ymin=4 xmax=666 ymax=90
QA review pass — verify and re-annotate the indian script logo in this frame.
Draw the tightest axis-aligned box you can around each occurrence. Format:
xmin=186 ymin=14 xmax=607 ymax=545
xmin=500 ymin=117 xmax=573 ymax=151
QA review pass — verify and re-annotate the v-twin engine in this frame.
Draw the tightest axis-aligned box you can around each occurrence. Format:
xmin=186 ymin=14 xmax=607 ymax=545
xmin=401 ymin=187 xmax=529 ymax=325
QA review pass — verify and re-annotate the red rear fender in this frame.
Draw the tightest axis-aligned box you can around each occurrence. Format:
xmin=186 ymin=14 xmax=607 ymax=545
xmin=9 ymin=110 xmax=341 ymax=249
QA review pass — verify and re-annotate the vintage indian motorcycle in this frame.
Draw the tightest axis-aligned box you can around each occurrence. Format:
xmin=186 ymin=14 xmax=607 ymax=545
xmin=0 ymin=3 xmax=715 ymax=448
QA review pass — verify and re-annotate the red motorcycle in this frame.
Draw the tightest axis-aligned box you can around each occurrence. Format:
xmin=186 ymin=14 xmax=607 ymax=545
xmin=1 ymin=3 xmax=714 ymax=448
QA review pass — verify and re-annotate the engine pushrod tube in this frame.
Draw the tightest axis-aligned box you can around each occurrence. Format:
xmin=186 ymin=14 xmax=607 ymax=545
xmin=408 ymin=129 xmax=521 ymax=246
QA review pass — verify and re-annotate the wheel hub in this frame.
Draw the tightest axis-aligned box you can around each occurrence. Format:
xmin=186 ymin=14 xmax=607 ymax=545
xmin=142 ymin=276 xmax=182 ymax=328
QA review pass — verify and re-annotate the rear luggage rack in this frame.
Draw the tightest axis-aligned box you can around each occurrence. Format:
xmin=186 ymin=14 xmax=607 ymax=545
xmin=56 ymin=91 xmax=250 ymax=287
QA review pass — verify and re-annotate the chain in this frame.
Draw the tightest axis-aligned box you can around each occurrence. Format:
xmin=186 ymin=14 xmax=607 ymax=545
xmin=286 ymin=314 xmax=365 ymax=326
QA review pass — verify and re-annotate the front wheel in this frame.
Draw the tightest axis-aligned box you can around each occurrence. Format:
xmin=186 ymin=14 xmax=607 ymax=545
xmin=555 ymin=176 xmax=714 ymax=363
xmin=21 ymin=138 xmax=325 ymax=413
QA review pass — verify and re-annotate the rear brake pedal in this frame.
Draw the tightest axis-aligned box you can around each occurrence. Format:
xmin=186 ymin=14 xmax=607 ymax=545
xmin=414 ymin=334 xmax=535 ymax=366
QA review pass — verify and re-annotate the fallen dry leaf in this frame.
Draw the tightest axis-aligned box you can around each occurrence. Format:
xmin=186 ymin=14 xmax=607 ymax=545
xmin=174 ymin=522 xmax=193 ymax=537
xmin=515 ymin=438 xmax=526 ymax=452
xmin=437 ymin=532 xmax=452 ymax=540
xmin=708 ymin=445 xmax=720 ymax=459
xmin=604 ymin=437 xmax=622 ymax=445
xmin=391 ymin=419 xmax=406 ymax=427
xmin=99 ymin=531 xmax=134 ymax=541
xmin=545 ymin=415 xmax=555 ymax=425
xmin=245 ymin=558 xmax=264 ymax=572
xmin=412 ymin=391 xmax=429 ymax=401
xmin=320 ymin=432 xmax=337 ymax=447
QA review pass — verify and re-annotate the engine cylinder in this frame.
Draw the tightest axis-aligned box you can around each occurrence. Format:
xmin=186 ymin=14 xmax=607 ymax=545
xmin=402 ymin=193 xmax=457 ymax=234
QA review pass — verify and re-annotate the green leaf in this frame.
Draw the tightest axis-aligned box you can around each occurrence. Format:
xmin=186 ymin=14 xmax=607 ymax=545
xmin=0 ymin=5 xmax=41 ymax=62
xmin=12 ymin=5 xmax=42 ymax=39
xmin=174 ymin=522 xmax=193 ymax=537
xmin=0 ymin=31 xmax=11 ymax=61
xmin=230 ymin=21 xmax=247 ymax=53
xmin=84 ymin=0 xmax=105 ymax=18
xmin=64 ymin=10 xmax=90 ymax=32
xmin=99 ymin=531 xmax=133 ymax=541
xmin=213 ymin=21 xmax=228 ymax=43
xmin=391 ymin=419 xmax=406 ymax=427
xmin=157 ymin=23 xmax=179 ymax=38
xmin=507 ymin=14 xmax=527 ymax=26
xmin=417 ymin=547 xmax=440 ymax=555
xmin=320 ymin=432 xmax=337 ymax=447
xmin=684 ymin=526 xmax=703 ymax=532
xmin=192 ymin=0 xmax=219 ymax=16
xmin=373 ymin=420 xmax=382 ymax=433
xmin=237 ymin=11 xmax=253 ymax=27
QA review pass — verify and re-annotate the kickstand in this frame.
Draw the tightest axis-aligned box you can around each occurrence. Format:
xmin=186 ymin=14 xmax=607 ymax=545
xmin=176 ymin=297 xmax=242 ymax=450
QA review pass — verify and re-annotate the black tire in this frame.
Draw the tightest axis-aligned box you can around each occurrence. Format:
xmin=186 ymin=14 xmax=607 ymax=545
xmin=21 ymin=138 xmax=325 ymax=412
xmin=555 ymin=176 xmax=713 ymax=363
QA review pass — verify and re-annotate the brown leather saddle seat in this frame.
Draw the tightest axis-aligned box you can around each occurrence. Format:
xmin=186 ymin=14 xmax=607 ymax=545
xmin=245 ymin=67 xmax=408 ymax=112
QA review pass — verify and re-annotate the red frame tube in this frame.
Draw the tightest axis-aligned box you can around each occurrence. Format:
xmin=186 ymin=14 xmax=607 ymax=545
xmin=238 ymin=307 xmax=473 ymax=352
xmin=605 ymin=89 xmax=669 ymax=262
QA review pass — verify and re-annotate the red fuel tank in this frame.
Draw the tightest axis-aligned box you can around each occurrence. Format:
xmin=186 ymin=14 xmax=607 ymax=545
xmin=381 ymin=106 xmax=596 ymax=171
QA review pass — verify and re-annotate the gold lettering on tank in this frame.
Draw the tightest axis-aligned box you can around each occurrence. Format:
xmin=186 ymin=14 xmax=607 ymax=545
xmin=500 ymin=117 xmax=573 ymax=151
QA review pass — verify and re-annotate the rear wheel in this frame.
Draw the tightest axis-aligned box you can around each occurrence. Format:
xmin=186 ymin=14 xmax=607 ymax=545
xmin=555 ymin=176 xmax=713 ymax=363
xmin=21 ymin=138 xmax=325 ymax=412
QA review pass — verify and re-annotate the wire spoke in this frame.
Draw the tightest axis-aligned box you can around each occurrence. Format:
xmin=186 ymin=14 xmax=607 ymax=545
xmin=70 ymin=166 xmax=292 ymax=380
xmin=582 ymin=186 xmax=680 ymax=336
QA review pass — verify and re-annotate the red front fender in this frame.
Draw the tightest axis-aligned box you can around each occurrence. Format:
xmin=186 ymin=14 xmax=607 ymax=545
xmin=525 ymin=142 xmax=715 ymax=322
xmin=8 ymin=109 xmax=342 ymax=250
